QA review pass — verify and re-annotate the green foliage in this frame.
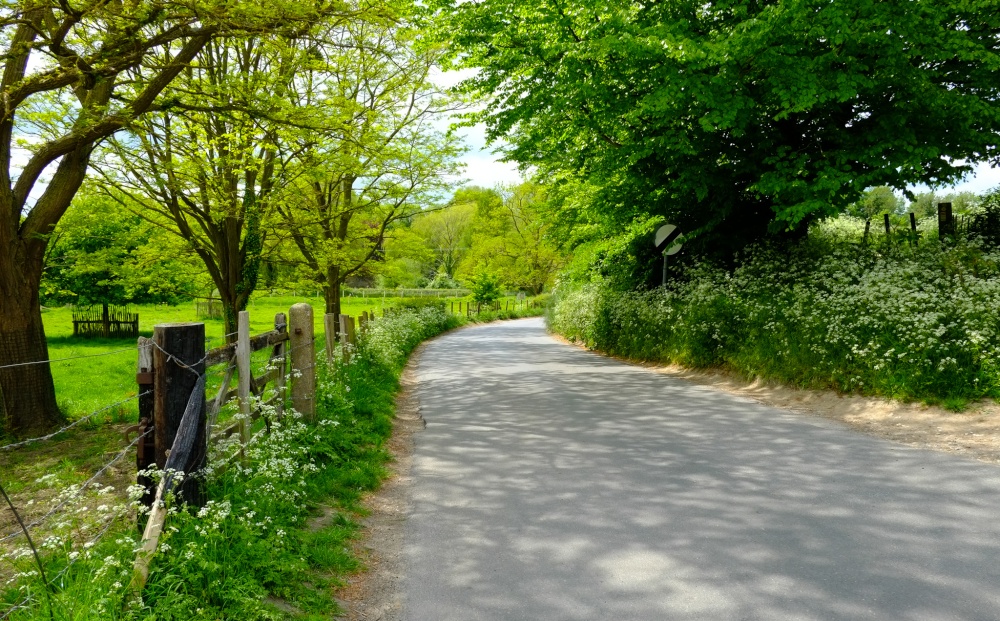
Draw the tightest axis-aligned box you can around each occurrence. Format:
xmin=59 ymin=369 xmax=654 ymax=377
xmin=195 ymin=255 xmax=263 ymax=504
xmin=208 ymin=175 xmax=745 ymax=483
xmin=846 ymin=187 xmax=905 ymax=220
xmin=909 ymin=190 xmax=981 ymax=218
xmin=456 ymin=183 xmax=564 ymax=294
xmin=439 ymin=0 xmax=1000 ymax=254
xmin=967 ymin=187 xmax=1000 ymax=248
xmin=470 ymin=272 xmax=502 ymax=304
xmin=550 ymin=233 xmax=1000 ymax=404
xmin=41 ymin=195 xmax=203 ymax=306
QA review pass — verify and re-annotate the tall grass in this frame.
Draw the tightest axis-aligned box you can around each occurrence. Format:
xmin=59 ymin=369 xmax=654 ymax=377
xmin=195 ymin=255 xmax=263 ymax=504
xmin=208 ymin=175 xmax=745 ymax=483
xmin=550 ymin=231 xmax=1000 ymax=407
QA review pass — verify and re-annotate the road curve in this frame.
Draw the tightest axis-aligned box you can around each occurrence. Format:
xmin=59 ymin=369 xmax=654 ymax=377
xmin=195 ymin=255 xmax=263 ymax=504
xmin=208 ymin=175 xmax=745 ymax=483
xmin=403 ymin=318 xmax=1000 ymax=621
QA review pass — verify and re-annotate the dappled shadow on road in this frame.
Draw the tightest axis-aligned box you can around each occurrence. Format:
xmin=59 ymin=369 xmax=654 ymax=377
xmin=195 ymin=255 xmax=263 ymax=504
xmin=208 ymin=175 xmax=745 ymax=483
xmin=405 ymin=318 xmax=1000 ymax=621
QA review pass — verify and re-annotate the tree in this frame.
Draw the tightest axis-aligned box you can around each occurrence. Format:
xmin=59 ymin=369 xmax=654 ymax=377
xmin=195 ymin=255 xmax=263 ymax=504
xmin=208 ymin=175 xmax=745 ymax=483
xmin=411 ymin=201 xmax=475 ymax=278
xmin=276 ymin=15 xmax=463 ymax=320
xmin=438 ymin=0 xmax=1000 ymax=256
xmin=0 ymin=0 xmax=325 ymax=435
xmin=846 ymin=186 xmax=905 ymax=220
xmin=93 ymin=33 xmax=323 ymax=339
xmin=909 ymin=190 xmax=981 ymax=218
xmin=456 ymin=182 xmax=563 ymax=294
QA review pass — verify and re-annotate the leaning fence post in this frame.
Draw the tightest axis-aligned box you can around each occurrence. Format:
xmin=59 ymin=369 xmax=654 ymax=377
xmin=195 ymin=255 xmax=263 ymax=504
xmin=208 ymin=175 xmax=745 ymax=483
xmin=235 ymin=311 xmax=252 ymax=459
xmin=152 ymin=322 xmax=207 ymax=504
xmin=134 ymin=324 xmax=206 ymax=593
xmin=289 ymin=303 xmax=315 ymax=421
xmin=323 ymin=313 xmax=337 ymax=363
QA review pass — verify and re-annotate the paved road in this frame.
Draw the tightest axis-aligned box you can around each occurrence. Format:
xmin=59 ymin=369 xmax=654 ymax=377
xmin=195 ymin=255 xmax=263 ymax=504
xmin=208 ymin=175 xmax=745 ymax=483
xmin=403 ymin=318 xmax=1000 ymax=620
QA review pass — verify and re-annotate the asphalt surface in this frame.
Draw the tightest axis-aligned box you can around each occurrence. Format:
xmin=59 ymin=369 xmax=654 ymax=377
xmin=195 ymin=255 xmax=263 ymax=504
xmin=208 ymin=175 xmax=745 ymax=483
xmin=402 ymin=318 xmax=1000 ymax=620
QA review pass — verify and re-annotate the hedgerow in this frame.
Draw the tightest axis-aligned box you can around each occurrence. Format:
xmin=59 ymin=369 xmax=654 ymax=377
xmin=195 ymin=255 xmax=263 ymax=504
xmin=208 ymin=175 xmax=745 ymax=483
xmin=550 ymin=231 xmax=1000 ymax=408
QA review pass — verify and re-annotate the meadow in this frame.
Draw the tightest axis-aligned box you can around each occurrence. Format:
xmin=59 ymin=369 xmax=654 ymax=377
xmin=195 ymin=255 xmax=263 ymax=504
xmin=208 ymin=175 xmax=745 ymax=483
xmin=41 ymin=292 xmax=536 ymax=421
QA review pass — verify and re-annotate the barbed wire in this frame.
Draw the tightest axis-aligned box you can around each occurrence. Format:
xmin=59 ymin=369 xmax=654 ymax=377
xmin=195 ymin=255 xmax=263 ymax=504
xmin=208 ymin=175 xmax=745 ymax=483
xmin=0 ymin=492 xmax=127 ymax=621
xmin=0 ymin=595 xmax=30 ymax=621
xmin=0 ymin=347 xmax=138 ymax=371
xmin=0 ymin=392 xmax=147 ymax=453
xmin=0 ymin=428 xmax=153 ymax=544
xmin=148 ymin=341 xmax=210 ymax=378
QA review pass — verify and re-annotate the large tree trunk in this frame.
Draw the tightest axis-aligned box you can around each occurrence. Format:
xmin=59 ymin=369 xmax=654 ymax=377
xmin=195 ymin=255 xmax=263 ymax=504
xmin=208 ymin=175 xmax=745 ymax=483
xmin=0 ymin=271 xmax=62 ymax=436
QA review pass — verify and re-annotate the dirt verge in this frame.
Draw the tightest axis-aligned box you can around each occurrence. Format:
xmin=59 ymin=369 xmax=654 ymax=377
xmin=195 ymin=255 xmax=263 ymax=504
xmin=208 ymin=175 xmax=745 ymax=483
xmin=335 ymin=343 xmax=426 ymax=620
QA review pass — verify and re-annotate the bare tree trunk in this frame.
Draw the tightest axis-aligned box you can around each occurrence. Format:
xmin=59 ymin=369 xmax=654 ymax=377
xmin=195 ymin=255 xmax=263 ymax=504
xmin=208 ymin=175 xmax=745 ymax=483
xmin=0 ymin=271 xmax=62 ymax=436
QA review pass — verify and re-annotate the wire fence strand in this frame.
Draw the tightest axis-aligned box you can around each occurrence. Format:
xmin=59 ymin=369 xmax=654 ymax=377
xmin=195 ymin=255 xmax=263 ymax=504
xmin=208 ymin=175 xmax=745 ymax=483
xmin=0 ymin=392 xmax=147 ymax=453
xmin=0 ymin=347 xmax=137 ymax=372
xmin=1 ymin=428 xmax=153 ymax=544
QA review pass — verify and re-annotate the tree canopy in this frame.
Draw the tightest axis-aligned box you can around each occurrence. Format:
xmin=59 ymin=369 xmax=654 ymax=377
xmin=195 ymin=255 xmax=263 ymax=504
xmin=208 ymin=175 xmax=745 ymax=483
xmin=437 ymin=0 xmax=1000 ymax=254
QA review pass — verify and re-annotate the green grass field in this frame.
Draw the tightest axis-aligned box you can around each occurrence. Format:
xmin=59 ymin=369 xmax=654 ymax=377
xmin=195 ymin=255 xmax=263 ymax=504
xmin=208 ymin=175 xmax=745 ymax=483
xmin=42 ymin=295 xmax=412 ymax=421
xmin=40 ymin=292 xmax=534 ymax=421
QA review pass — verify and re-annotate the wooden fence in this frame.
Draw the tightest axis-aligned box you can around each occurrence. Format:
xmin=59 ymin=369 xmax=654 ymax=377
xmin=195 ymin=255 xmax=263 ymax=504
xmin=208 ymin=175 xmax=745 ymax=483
xmin=449 ymin=298 xmax=538 ymax=316
xmin=72 ymin=303 xmax=139 ymax=338
xmin=131 ymin=303 xmax=315 ymax=590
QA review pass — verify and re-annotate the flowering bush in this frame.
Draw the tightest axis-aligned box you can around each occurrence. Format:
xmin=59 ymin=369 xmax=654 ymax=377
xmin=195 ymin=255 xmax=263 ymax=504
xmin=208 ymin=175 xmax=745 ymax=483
xmin=550 ymin=234 xmax=1000 ymax=405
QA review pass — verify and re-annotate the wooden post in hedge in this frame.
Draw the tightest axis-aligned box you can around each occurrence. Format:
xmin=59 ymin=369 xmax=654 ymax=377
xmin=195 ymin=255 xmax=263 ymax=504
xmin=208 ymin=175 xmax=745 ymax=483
xmin=235 ymin=311 xmax=252 ymax=457
xmin=346 ymin=315 xmax=356 ymax=346
xmin=338 ymin=314 xmax=351 ymax=363
xmin=939 ymin=202 xmax=955 ymax=239
xmin=289 ymin=304 xmax=315 ymax=421
xmin=135 ymin=337 xmax=156 ymax=515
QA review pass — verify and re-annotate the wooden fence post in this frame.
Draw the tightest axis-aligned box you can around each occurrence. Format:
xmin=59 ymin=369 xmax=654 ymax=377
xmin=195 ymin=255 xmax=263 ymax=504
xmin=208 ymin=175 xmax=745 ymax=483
xmin=289 ymin=303 xmax=315 ymax=421
xmin=939 ymin=202 xmax=955 ymax=239
xmin=152 ymin=323 xmax=207 ymax=504
xmin=136 ymin=337 xmax=155 ymax=516
xmin=338 ymin=314 xmax=351 ymax=363
xmin=909 ymin=212 xmax=918 ymax=246
xmin=235 ymin=311 xmax=252 ymax=458
xmin=883 ymin=213 xmax=891 ymax=245
xmin=323 ymin=313 xmax=337 ymax=363
xmin=863 ymin=219 xmax=871 ymax=246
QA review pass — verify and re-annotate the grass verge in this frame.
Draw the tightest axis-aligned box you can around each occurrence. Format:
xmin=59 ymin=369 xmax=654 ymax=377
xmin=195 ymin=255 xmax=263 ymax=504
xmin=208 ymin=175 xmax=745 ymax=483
xmin=1 ymin=306 xmax=462 ymax=620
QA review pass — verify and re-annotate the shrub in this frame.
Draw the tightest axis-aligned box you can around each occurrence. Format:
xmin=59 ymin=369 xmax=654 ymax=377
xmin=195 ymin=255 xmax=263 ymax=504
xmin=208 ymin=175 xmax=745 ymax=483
xmin=470 ymin=272 xmax=502 ymax=304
